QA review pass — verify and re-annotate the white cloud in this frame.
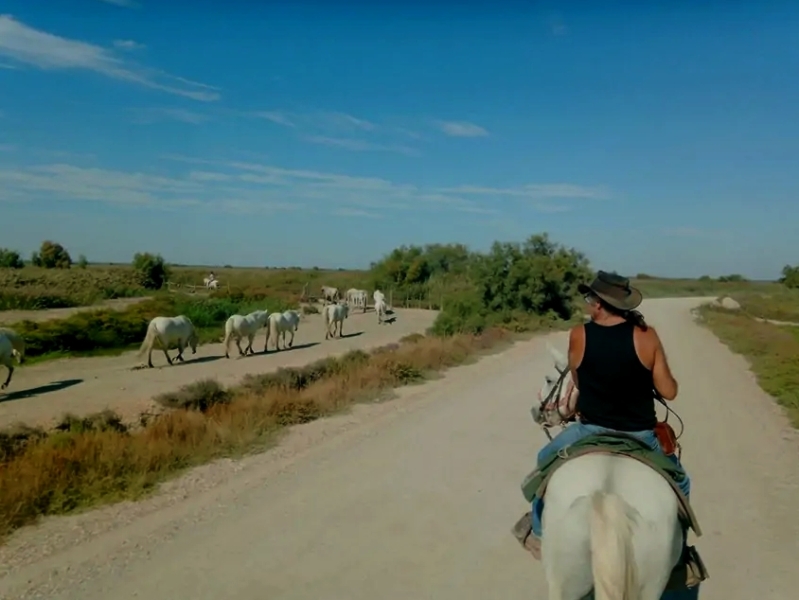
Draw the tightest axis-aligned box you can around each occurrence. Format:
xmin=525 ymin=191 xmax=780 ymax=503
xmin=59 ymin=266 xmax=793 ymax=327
xmin=98 ymin=0 xmax=140 ymax=7
xmin=438 ymin=183 xmax=610 ymax=200
xmin=0 ymin=15 xmax=219 ymax=101
xmin=113 ymin=39 xmax=145 ymax=51
xmin=435 ymin=121 xmax=489 ymax=138
xmin=131 ymin=107 xmax=209 ymax=124
xmin=303 ymin=135 xmax=419 ymax=156
xmin=252 ymin=111 xmax=295 ymax=127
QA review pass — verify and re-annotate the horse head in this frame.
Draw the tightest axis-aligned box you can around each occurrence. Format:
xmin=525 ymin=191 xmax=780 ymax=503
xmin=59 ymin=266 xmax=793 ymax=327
xmin=533 ymin=342 xmax=578 ymax=431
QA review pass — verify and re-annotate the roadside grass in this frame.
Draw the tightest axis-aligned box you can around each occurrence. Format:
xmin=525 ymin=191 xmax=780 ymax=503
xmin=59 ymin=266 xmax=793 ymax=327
xmin=697 ymin=289 xmax=799 ymax=428
xmin=0 ymin=324 xmax=567 ymax=541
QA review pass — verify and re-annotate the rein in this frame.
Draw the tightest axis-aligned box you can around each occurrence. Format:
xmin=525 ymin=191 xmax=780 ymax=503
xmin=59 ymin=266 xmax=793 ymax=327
xmin=537 ymin=365 xmax=574 ymax=440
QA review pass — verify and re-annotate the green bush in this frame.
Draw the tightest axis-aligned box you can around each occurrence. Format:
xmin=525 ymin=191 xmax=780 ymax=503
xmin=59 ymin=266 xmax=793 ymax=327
xmin=0 ymin=248 xmax=24 ymax=269
xmin=132 ymin=252 xmax=169 ymax=290
xmin=38 ymin=241 xmax=72 ymax=269
xmin=780 ymin=265 xmax=799 ymax=290
xmin=154 ymin=379 xmax=232 ymax=412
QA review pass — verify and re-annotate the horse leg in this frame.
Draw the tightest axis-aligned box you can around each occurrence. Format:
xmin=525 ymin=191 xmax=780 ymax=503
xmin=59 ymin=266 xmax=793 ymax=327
xmin=157 ymin=335 xmax=173 ymax=366
xmin=0 ymin=364 xmax=12 ymax=390
xmin=245 ymin=333 xmax=255 ymax=355
xmin=288 ymin=329 xmax=295 ymax=348
xmin=176 ymin=340 xmax=185 ymax=362
xmin=236 ymin=336 xmax=246 ymax=357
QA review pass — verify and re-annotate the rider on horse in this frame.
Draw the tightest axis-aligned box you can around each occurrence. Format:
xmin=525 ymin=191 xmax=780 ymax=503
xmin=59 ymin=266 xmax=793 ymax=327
xmin=521 ymin=271 xmax=706 ymax=590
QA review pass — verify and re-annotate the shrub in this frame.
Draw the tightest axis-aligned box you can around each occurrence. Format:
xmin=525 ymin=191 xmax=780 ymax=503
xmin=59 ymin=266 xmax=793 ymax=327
xmin=0 ymin=248 xmax=24 ymax=269
xmin=780 ymin=265 xmax=799 ymax=290
xmin=76 ymin=254 xmax=89 ymax=269
xmin=154 ymin=380 xmax=232 ymax=412
xmin=132 ymin=252 xmax=169 ymax=290
xmin=38 ymin=240 xmax=72 ymax=269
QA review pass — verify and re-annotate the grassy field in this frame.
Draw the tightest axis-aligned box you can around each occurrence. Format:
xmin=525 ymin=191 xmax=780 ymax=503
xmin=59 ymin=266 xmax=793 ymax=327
xmin=0 ymin=326 xmax=549 ymax=540
xmin=697 ymin=288 xmax=799 ymax=428
xmin=631 ymin=276 xmax=780 ymax=299
xmin=0 ymin=264 xmax=371 ymax=311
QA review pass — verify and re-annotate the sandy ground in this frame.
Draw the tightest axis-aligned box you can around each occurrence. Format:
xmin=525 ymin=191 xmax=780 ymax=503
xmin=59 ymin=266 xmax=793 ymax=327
xmin=0 ymin=298 xmax=152 ymax=325
xmin=0 ymin=308 xmax=437 ymax=428
xmin=1 ymin=297 xmax=799 ymax=599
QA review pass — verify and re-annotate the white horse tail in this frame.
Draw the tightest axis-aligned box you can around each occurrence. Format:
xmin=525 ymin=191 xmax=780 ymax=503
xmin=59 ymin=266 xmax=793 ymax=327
xmin=590 ymin=491 xmax=639 ymax=600
xmin=138 ymin=320 xmax=158 ymax=358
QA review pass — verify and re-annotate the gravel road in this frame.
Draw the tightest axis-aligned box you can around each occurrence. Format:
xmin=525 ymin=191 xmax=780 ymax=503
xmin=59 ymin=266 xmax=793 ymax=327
xmin=1 ymin=297 xmax=798 ymax=600
xmin=0 ymin=308 xmax=437 ymax=428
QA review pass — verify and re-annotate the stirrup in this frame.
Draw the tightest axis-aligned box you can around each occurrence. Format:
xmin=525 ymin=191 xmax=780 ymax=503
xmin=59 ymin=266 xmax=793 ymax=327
xmin=664 ymin=545 xmax=709 ymax=591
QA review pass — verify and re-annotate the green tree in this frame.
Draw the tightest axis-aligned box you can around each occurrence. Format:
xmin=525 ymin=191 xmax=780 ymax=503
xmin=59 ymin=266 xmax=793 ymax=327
xmin=779 ymin=264 xmax=799 ymax=289
xmin=38 ymin=241 xmax=72 ymax=269
xmin=132 ymin=252 xmax=170 ymax=290
xmin=0 ymin=248 xmax=24 ymax=269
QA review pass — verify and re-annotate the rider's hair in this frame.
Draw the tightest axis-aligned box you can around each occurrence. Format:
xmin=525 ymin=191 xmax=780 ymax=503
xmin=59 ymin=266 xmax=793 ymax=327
xmin=595 ymin=297 xmax=649 ymax=331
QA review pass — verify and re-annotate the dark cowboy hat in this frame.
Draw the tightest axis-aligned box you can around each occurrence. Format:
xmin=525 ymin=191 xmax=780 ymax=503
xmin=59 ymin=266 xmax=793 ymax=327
xmin=578 ymin=271 xmax=643 ymax=312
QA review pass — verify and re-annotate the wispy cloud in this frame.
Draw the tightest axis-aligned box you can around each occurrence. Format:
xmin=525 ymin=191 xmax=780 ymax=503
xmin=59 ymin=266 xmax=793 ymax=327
xmin=0 ymin=144 xmax=15 ymax=152
xmin=113 ymin=39 xmax=145 ymax=51
xmin=130 ymin=107 xmax=210 ymax=124
xmin=0 ymin=62 xmax=18 ymax=70
xmin=547 ymin=14 xmax=568 ymax=36
xmin=435 ymin=121 xmax=489 ymax=138
xmin=661 ymin=227 xmax=730 ymax=240
xmin=303 ymin=135 xmax=419 ymax=156
xmin=437 ymin=183 xmax=610 ymax=200
xmin=98 ymin=0 xmax=140 ymax=8
xmin=252 ymin=110 xmax=295 ymax=127
xmin=0 ymin=158 xmax=512 ymax=218
xmin=0 ymin=15 xmax=219 ymax=101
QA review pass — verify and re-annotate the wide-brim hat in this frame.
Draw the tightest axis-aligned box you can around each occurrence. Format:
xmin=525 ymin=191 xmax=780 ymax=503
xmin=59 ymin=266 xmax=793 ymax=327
xmin=578 ymin=270 xmax=643 ymax=312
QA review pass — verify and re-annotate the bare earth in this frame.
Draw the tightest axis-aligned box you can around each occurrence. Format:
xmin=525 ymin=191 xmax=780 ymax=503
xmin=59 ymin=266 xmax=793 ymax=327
xmin=0 ymin=297 xmax=152 ymax=325
xmin=0 ymin=308 xmax=437 ymax=428
xmin=1 ymin=297 xmax=799 ymax=600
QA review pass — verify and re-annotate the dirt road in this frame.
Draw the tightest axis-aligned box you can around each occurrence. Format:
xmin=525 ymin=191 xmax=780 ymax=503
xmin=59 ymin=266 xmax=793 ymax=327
xmin=0 ymin=308 xmax=437 ymax=428
xmin=1 ymin=297 xmax=799 ymax=599
xmin=0 ymin=298 xmax=152 ymax=325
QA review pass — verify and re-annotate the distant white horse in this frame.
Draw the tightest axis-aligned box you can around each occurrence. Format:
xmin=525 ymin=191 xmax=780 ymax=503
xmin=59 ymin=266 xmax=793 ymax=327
xmin=0 ymin=328 xmax=25 ymax=390
xmin=375 ymin=296 xmax=387 ymax=324
xmin=264 ymin=310 xmax=301 ymax=352
xmin=346 ymin=288 xmax=368 ymax=313
xmin=224 ymin=310 xmax=269 ymax=358
xmin=203 ymin=277 xmax=219 ymax=290
xmin=530 ymin=344 xmax=685 ymax=600
xmin=321 ymin=286 xmax=340 ymax=305
xmin=138 ymin=315 xmax=199 ymax=368
xmin=373 ymin=289 xmax=385 ymax=305
xmin=323 ymin=302 xmax=349 ymax=339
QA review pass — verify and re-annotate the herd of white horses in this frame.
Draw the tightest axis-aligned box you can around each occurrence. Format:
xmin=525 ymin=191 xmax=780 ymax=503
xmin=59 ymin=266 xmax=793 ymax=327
xmin=0 ymin=286 xmax=391 ymax=388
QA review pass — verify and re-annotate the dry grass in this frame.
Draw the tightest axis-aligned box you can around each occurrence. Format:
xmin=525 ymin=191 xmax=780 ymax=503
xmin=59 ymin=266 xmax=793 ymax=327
xmin=0 ymin=328 xmax=511 ymax=540
xmin=698 ymin=291 xmax=799 ymax=428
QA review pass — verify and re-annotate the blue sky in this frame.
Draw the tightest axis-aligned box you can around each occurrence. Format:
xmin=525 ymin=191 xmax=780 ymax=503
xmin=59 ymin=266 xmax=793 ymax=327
xmin=0 ymin=1 xmax=796 ymax=279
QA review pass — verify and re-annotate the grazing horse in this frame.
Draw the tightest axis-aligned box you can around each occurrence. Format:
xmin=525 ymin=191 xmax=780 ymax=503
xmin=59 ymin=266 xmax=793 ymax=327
xmin=224 ymin=310 xmax=269 ymax=358
xmin=320 ymin=286 xmax=340 ymax=305
xmin=375 ymin=297 xmax=387 ymax=324
xmin=0 ymin=328 xmax=25 ymax=390
xmin=264 ymin=310 xmax=301 ymax=352
xmin=323 ymin=302 xmax=349 ymax=339
xmin=138 ymin=315 xmax=199 ymax=368
xmin=527 ymin=344 xmax=698 ymax=600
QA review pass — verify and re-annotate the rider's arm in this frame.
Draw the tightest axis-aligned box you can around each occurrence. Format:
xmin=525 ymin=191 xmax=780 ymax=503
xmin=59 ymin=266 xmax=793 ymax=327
xmin=567 ymin=325 xmax=583 ymax=389
xmin=649 ymin=327 xmax=678 ymax=400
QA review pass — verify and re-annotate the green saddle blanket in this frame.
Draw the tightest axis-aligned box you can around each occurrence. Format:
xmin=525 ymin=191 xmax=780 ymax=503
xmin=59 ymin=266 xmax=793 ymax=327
xmin=521 ymin=432 xmax=701 ymax=535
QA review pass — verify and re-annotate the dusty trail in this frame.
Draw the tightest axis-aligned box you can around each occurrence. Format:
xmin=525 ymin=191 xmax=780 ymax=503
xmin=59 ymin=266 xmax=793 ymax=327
xmin=1 ymin=297 xmax=798 ymax=599
xmin=0 ymin=309 xmax=436 ymax=428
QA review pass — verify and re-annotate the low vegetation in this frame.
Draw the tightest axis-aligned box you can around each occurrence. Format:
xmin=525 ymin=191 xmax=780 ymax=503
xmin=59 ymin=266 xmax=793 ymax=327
xmin=697 ymin=288 xmax=799 ymax=428
xmin=631 ymin=274 xmax=779 ymax=299
xmin=0 ymin=328 xmax=520 ymax=539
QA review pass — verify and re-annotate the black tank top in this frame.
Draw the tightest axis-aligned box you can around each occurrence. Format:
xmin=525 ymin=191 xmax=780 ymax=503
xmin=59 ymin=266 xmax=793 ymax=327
xmin=576 ymin=320 xmax=657 ymax=431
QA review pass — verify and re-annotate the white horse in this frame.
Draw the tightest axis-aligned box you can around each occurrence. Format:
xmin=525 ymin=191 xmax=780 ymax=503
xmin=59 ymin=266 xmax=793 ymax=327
xmin=373 ymin=289 xmax=385 ymax=305
xmin=0 ymin=328 xmax=25 ymax=390
xmin=203 ymin=277 xmax=219 ymax=290
xmin=264 ymin=310 xmax=301 ymax=352
xmin=320 ymin=285 xmax=340 ymax=305
xmin=224 ymin=310 xmax=269 ymax=358
xmin=345 ymin=288 xmax=368 ymax=312
xmin=323 ymin=302 xmax=349 ymax=339
xmin=375 ymin=297 xmax=387 ymax=324
xmin=530 ymin=344 xmax=686 ymax=600
xmin=138 ymin=315 xmax=199 ymax=368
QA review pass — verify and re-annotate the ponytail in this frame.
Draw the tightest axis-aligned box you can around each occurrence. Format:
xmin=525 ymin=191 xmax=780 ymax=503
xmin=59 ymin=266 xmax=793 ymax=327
xmin=623 ymin=309 xmax=648 ymax=331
